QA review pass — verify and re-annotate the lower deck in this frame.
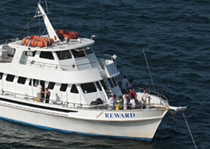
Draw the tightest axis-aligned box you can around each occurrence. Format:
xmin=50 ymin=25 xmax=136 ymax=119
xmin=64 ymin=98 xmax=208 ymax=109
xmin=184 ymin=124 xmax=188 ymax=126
xmin=0 ymin=88 xmax=169 ymax=112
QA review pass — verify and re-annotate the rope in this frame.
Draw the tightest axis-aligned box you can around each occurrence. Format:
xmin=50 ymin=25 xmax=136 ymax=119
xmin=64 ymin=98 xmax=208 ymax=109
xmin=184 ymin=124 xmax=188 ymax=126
xmin=15 ymin=16 xmax=35 ymax=39
xmin=142 ymin=49 xmax=156 ymax=92
xmin=182 ymin=112 xmax=197 ymax=149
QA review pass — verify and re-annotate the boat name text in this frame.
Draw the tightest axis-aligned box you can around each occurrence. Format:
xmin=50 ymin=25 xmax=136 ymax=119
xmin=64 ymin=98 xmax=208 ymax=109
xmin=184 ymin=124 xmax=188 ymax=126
xmin=105 ymin=113 xmax=135 ymax=118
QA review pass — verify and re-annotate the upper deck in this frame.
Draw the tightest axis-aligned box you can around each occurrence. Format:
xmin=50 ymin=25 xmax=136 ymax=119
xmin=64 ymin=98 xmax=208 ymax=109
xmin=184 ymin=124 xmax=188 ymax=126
xmin=8 ymin=37 xmax=95 ymax=52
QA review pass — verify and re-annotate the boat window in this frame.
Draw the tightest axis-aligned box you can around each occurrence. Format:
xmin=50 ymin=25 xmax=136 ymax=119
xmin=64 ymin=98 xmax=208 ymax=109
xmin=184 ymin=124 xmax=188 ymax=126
xmin=56 ymin=50 xmax=72 ymax=60
xmin=0 ymin=73 xmax=3 ymax=80
xmin=47 ymin=82 xmax=55 ymax=90
xmin=25 ymin=51 xmax=36 ymax=57
xmin=85 ymin=47 xmax=93 ymax=55
xmin=108 ymin=78 xmax=117 ymax=88
xmin=17 ymin=77 xmax=26 ymax=84
xmin=6 ymin=74 xmax=15 ymax=82
xmin=100 ymin=80 xmax=108 ymax=90
xmin=81 ymin=83 xmax=96 ymax=93
xmin=71 ymin=49 xmax=85 ymax=58
xmin=108 ymin=78 xmax=113 ymax=88
xmin=96 ymin=81 xmax=102 ymax=91
xmin=60 ymin=84 xmax=68 ymax=92
xmin=113 ymin=77 xmax=118 ymax=86
xmin=70 ymin=84 xmax=79 ymax=94
xmin=29 ymin=79 xmax=38 ymax=87
xmin=40 ymin=51 xmax=54 ymax=60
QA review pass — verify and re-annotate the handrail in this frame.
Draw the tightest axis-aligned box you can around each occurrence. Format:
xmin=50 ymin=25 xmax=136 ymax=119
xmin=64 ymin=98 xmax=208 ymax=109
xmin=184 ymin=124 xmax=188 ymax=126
xmin=0 ymin=38 xmax=19 ymax=45
xmin=102 ymin=54 xmax=114 ymax=60
xmin=19 ymin=59 xmax=98 ymax=71
xmin=136 ymin=87 xmax=169 ymax=104
xmin=1 ymin=90 xmax=34 ymax=100
xmin=0 ymin=89 xmax=169 ymax=111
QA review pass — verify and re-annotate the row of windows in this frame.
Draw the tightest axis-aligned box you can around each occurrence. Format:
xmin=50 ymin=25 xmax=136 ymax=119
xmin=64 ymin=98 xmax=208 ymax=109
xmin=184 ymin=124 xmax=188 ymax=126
xmin=0 ymin=73 xmax=107 ymax=94
xmin=26 ymin=46 xmax=93 ymax=60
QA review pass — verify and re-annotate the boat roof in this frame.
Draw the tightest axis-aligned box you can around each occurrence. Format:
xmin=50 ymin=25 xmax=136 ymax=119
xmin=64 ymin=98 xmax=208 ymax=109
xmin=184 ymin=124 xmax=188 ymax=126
xmin=8 ymin=37 xmax=95 ymax=52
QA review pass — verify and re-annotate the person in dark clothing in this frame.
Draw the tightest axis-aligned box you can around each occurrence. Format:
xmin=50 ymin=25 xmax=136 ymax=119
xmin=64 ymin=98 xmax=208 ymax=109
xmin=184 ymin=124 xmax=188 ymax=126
xmin=42 ymin=88 xmax=51 ymax=103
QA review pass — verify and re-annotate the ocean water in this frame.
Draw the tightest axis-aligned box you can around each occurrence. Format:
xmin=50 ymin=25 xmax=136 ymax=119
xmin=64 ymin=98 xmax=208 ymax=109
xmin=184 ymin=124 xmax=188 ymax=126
xmin=0 ymin=0 xmax=210 ymax=148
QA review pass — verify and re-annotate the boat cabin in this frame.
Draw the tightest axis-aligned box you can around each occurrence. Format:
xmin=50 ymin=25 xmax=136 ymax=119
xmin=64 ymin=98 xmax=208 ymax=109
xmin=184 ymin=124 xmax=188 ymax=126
xmin=0 ymin=33 xmax=121 ymax=108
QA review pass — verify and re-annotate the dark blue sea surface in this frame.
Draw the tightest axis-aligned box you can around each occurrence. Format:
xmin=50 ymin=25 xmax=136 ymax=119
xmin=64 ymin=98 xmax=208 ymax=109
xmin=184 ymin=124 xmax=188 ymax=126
xmin=0 ymin=0 xmax=210 ymax=148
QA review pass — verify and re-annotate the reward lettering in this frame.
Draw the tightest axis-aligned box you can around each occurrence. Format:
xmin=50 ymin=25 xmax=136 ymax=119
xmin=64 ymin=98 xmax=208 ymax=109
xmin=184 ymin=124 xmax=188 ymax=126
xmin=105 ymin=113 xmax=135 ymax=118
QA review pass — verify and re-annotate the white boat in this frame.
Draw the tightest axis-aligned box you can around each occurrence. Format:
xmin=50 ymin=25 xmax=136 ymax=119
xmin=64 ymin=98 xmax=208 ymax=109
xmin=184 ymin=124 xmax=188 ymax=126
xmin=0 ymin=2 xmax=186 ymax=141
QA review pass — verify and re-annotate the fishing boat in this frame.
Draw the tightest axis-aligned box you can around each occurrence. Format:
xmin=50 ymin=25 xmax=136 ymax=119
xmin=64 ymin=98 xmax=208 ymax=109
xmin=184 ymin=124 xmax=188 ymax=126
xmin=0 ymin=2 xmax=186 ymax=141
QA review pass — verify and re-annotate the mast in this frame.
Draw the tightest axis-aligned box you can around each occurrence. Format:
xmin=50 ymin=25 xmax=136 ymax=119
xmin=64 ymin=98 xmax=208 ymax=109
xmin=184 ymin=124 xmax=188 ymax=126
xmin=37 ymin=3 xmax=59 ymax=42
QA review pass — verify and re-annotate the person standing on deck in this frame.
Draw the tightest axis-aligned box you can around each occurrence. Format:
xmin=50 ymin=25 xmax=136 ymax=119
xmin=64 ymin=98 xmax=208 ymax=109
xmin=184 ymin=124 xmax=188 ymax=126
xmin=129 ymin=94 xmax=136 ymax=109
xmin=121 ymin=75 xmax=128 ymax=94
xmin=141 ymin=89 xmax=148 ymax=109
xmin=129 ymin=88 xmax=137 ymax=99
xmin=36 ymin=82 xmax=42 ymax=102
xmin=123 ymin=91 xmax=129 ymax=110
xmin=128 ymin=78 xmax=133 ymax=88
xmin=42 ymin=88 xmax=51 ymax=103
xmin=109 ymin=94 xmax=116 ymax=110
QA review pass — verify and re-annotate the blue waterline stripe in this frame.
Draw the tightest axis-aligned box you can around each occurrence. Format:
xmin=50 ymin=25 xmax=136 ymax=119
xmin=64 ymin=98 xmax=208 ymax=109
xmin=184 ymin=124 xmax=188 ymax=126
xmin=0 ymin=116 xmax=152 ymax=141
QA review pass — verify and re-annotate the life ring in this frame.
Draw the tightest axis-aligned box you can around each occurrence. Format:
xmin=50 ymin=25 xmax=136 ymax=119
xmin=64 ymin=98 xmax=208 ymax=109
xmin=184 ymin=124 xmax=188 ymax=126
xmin=22 ymin=36 xmax=54 ymax=47
xmin=56 ymin=30 xmax=79 ymax=40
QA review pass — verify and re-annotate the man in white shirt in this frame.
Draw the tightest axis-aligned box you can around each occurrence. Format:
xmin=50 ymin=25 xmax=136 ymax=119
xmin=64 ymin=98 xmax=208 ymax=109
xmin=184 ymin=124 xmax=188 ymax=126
xmin=129 ymin=94 xmax=136 ymax=109
xmin=123 ymin=91 xmax=129 ymax=110
xmin=36 ymin=82 xmax=42 ymax=102
xmin=141 ymin=89 xmax=148 ymax=108
xmin=109 ymin=94 xmax=116 ymax=110
xmin=121 ymin=75 xmax=128 ymax=93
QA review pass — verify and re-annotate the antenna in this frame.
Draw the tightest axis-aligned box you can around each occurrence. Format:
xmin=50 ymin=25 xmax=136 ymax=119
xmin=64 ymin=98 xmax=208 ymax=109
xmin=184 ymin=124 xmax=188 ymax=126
xmin=27 ymin=12 xmax=29 ymax=36
xmin=45 ymin=0 xmax=49 ymax=13
xmin=142 ymin=49 xmax=156 ymax=92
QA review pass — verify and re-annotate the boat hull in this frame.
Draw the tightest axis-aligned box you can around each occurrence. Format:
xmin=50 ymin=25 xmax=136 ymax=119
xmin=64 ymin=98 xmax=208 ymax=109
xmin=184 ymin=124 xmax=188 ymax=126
xmin=0 ymin=98 xmax=168 ymax=141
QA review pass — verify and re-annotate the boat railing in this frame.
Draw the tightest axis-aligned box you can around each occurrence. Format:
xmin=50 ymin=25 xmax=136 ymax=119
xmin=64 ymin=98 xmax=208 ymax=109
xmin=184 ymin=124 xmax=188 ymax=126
xmin=65 ymin=101 xmax=169 ymax=110
xmin=20 ymin=59 xmax=64 ymax=70
xmin=136 ymin=87 xmax=169 ymax=104
xmin=1 ymin=89 xmax=34 ymax=100
xmin=0 ymin=38 xmax=19 ymax=45
xmin=19 ymin=59 xmax=98 ymax=71
xmin=0 ymin=89 xmax=168 ymax=111
xmin=102 ymin=54 xmax=115 ymax=61
xmin=75 ymin=61 xmax=98 ymax=70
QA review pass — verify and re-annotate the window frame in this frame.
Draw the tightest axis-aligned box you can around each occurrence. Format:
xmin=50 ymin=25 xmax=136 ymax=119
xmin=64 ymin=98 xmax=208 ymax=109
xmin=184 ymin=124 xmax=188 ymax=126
xmin=70 ymin=84 xmax=79 ymax=94
xmin=6 ymin=74 xmax=15 ymax=82
xmin=25 ymin=51 xmax=36 ymax=57
xmin=71 ymin=49 xmax=86 ymax=59
xmin=0 ymin=73 xmax=3 ymax=80
xmin=47 ymin=82 xmax=55 ymax=90
xmin=85 ymin=47 xmax=93 ymax=55
xmin=60 ymin=84 xmax=68 ymax=92
xmin=81 ymin=82 xmax=97 ymax=94
xmin=29 ymin=79 xmax=38 ymax=87
xmin=108 ymin=77 xmax=117 ymax=88
xmin=96 ymin=81 xmax=102 ymax=91
xmin=100 ymin=80 xmax=108 ymax=90
xmin=56 ymin=50 xmax=72 ymax=60
xmin=17 ymin=76 xmax=27 ymax=85
xmin=39 ymin=51 xmax=54 ymax=60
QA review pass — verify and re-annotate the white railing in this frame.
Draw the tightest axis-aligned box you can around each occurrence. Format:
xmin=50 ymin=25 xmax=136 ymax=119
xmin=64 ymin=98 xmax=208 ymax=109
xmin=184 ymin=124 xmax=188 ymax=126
xmin=136 ymin=87 xmax=169 ymax=104
xmin=0 ymin=88 xmax=169 ymax=111
xmin=19 ymin=59 xmax=98 ymax=71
